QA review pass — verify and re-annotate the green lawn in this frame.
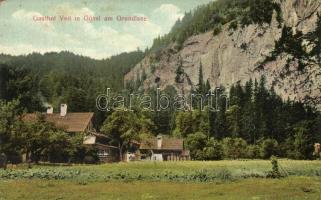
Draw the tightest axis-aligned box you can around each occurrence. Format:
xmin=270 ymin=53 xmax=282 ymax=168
xmin=0 ymin=160 xmax=321 ymax=199
xmin=0 ymin=177 xmax=321 ymax=200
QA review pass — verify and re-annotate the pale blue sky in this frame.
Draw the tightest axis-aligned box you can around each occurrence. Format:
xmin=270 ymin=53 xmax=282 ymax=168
xmin=0 ymin=0 xmax=213 ymax=59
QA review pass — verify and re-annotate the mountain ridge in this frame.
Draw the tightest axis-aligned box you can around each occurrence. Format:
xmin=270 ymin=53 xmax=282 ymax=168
xmin=124 ymin=0 xmax=321 ymax=109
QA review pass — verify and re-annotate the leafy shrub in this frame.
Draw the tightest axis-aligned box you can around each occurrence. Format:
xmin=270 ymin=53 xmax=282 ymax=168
xmin=292 ymin=126 xmax=314 ymax=160
xmin=186 ymin=132 xmax=207 ymax=160
xmin=222 ymin=137 xmax=247 ymax=159
xmin=246 ymin=144 xmax=260 ymax=159
xmin=260 ymin=139 xmax=278 ymax=159
xmin=266 ymin=156 xmax=284 ymax=178
xmin=213 ymin=25 xmax=222 ymax=36
xmin=202 ymin=138 xmax=223 ymax=160
xmin=228 ymin=21 xmax=238 ymax=30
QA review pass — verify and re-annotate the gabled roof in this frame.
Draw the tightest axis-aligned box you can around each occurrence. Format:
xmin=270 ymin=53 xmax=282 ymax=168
xmin=140 ymin=137 xmax=183 ymax=150
xmin=22 ymin=112 xmax=94 ymax=132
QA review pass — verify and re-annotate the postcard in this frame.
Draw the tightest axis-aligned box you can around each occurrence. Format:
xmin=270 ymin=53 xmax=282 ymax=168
xmin=0 ymin=0 xmax=321 ymax=199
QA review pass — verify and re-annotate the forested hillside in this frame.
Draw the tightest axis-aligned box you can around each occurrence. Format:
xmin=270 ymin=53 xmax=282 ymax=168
xmin=150 ymin=0 xmax=281 ymax=53
xmin=0 ymin=50 xmax=144 ymax=126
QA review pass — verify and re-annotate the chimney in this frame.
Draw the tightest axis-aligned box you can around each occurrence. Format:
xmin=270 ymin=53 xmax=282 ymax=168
xmin=46 ymin=105 xmax=53 ymax=114
xmin=60 ymin=104 xmax=67 ymax=117
xmin=157 ymin=135 xmax=162 ymax=149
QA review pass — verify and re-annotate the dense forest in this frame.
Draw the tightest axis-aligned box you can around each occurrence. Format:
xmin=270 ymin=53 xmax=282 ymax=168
xmin=0 ymin=50 xmax=144 ymax=127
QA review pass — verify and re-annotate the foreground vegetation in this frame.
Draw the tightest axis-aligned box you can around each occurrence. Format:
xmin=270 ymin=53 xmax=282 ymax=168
xmin=1 ymin=160 xmax=321 ymax=183
xmin=1 ymin=161 xmax=321 ymax=200
xmin=1 ymin=177 xmax=321 ymax=200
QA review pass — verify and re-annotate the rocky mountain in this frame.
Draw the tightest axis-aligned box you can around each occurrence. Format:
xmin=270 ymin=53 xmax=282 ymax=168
xmin=124 ymin=0 xmax=321 ymax=109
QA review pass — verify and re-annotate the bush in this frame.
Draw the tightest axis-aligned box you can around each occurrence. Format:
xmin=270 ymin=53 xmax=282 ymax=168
xmin=246 ymin=144 xmax=260 ymax=159
xmin=213 ymin=25 xmax=222 ymax=36
xmin=278 ymin=139 xmax=293 ymax=158
xmin=282 ymin=121 xmax=315 ymax=160
xmin=266 ymin=156 xmax=284 ymax=178
xmin=203 ymin=138 xmax=223 ymax=160
xmin=228 ymin=21 xmax=238 ymax=30
xmin=292 ymin=126 xmax=314 ymax=160
xmin=260 ymin=139 xmax=279 ymax=159
xmin=186 ymin=134 xmax=223 ymax=160
xmin=186 ymin=132 xmax=207 ymax=160
xmin=222 ymin=137 xmax=247 ymax=159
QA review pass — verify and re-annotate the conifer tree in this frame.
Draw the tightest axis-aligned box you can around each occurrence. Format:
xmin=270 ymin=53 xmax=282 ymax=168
xmin=197 ymin=61 xmax=205 ymax=94
xmin=205 ymin=79 xmax=211 ymax=93
xmin=244 ymin=78 xmax=253 ymax=102
xmin=315 ymin=14 xmax=321 ymax=63
xmin=175 ymin=58 xmax=184 ymax=83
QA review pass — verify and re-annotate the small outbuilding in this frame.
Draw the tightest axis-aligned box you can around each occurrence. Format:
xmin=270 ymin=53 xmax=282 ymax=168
xmin=137 ymin=135 xmax=190 ymax=161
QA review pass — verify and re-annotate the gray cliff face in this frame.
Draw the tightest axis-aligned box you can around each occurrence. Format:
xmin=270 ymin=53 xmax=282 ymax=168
xmin=124 ymin=0 xmax=321 ymax=109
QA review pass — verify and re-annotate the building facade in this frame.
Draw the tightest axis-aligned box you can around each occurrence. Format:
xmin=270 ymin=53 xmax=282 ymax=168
xmin=134 ymin=135 xmax=190 ymax=161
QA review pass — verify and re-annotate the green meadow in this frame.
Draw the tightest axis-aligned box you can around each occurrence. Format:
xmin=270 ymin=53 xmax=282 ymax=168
xmin=1 ymin=160 xmax=321 ymax=200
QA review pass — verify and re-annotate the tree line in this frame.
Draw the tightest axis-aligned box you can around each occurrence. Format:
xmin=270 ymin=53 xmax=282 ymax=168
xmin=0 ymin=51 xmax=320 ymax=163
xmin=98 ymin=78 xmax=321 ymax=161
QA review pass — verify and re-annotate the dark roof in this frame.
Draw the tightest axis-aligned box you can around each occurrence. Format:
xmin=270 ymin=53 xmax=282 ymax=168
xmin=140 ymin=137 xmax=183 ymax=150
xmin=22 ymin=112 xmax=94 ymax=132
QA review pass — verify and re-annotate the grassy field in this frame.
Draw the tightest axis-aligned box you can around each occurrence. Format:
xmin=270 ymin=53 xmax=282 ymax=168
xmin=0 ymin=160 xmax=321 ymax=199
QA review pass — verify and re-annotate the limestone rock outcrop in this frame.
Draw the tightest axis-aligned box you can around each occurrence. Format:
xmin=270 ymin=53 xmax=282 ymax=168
xmin=125 ymin=0 xmax=321 ymax=109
